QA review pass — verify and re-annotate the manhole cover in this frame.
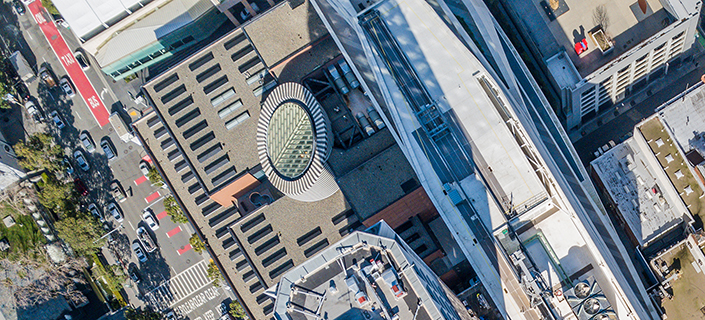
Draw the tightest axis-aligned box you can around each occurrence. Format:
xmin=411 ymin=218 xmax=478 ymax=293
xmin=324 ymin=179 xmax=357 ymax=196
xmin=129 ymin=146 xmax=133 ymax=150
xmin=186 ymin=259 xmax=191 ymax=264
xmin=123 ymin=149 xmax=128 ymax=154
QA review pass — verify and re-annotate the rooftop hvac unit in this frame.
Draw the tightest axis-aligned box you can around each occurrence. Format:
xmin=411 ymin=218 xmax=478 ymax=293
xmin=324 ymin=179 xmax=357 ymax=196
xmin=564 ymin=278 xmax=617 ymax=320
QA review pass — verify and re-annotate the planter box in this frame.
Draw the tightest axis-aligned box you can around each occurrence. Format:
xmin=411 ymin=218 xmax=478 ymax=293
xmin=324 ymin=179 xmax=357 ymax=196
xmin=591 ymin=28 xmax=614 ymax=54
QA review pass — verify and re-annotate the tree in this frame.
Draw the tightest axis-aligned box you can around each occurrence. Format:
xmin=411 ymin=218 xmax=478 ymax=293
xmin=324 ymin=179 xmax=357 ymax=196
xmin=55 ymin=212 xmax=104 ymax=256
xmin=163 ymin=196 xmax=188 ymax=224
xmin=41 ymin=0 xmax=60 ymax=15
xmin=206 ymin=261 xmax=222 ymax=287
xmin=189 ymin=233 xmax=205 ymax=254
xmin=13 ymin=257 xmax=88 ymax=307
xmin=0 ymin=63 xmax=15 ymax=109
xmin=146 ymin=167 xmax=163 ymax=187
xmin=125 ymin=308 xmax=161 ymax=320
xmin=229 ymin=300 xmax=247 ymax=319
xmin=14 ymin=133 xmax=63 ymax=172
xmin=37 ymin=175 xmax=75 ymax=215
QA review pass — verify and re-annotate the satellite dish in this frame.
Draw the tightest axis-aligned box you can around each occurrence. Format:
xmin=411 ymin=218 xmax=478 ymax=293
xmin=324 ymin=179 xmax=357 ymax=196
xmin=638 ymin=0 xmax=647 ymax=14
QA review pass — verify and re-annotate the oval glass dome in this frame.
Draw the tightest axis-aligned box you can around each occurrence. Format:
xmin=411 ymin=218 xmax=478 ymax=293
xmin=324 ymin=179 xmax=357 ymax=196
xmin=266 ymin=101 xmax=315 ymax=179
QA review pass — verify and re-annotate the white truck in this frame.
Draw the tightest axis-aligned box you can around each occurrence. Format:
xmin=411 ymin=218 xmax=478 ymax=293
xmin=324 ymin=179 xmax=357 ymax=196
xmin=109 ymin=112 xmax=135 ymax=143
xmin=9 ymin=51 xmax=34 ymax=83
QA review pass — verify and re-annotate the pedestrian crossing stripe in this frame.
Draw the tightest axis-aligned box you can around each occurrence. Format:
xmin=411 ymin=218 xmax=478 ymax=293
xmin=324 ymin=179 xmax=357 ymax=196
xmin=144 ymin=260 xmax=213 ymax=311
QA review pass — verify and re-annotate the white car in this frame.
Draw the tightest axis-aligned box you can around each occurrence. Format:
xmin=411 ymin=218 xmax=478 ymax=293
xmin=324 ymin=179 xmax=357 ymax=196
xmin=142 ymin=209 xmax=159 ymax=231
xmin=59 ymin=78 xmax=75 ymax=97
xmin=139 ymin=162 xmax=150 ymax=176
xmin=74 ymin=50 xmax=90 ymax=71
xmin=50 ymin=111 xmax=65 ymax=129
xmin=107 ymin=202 xmax=123 ymax=223
xmin=73 ymin=149 xmax=89 ymax=171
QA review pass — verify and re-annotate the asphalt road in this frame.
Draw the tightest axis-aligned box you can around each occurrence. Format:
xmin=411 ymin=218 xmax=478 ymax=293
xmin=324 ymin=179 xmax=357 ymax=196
xmin=1 ymin=2 xmax=234 ymax=318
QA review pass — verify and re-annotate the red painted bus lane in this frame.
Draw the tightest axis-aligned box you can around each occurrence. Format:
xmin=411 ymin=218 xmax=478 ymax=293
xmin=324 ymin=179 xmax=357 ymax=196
xmin=27 ymin=2 xmax=110 ymax=127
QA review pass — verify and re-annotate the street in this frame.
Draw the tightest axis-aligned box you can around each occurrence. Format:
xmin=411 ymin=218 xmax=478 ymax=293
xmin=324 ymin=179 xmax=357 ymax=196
xmin=0 ymin=1 xmax=234 ymax=318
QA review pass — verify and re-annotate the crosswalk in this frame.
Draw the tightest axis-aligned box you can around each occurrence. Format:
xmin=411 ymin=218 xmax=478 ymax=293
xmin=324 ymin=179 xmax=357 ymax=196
xmin=145 ymin=260 xmax=213 ymax=311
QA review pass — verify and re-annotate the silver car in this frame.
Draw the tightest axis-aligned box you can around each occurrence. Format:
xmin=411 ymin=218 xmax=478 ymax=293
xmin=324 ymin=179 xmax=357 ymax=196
xmin=107 ymin=202 xmax=123 ymax=223
xmin=79 ymin=132 xmax=95 ymax=152
xmin=132 ymin=242 xmax=147 ymax=263
xmin=50 ymin=111 xmax=65 ymax=129
xmin=59 ymin=77 xmax=75 ymax=98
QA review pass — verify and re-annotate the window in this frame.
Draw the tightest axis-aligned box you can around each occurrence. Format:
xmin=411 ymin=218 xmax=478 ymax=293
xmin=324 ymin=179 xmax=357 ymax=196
xmin=218 ymin=100 xmax=243 ymax=118
xmin=225 ymin=111 xmax=250 ymax=130
xmin=210 ymin=88 xmax=236 ymax=107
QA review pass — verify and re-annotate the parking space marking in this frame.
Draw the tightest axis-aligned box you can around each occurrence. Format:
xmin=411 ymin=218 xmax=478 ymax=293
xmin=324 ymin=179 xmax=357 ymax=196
xmin=134 ymin=175 xmax=148 ymax=185
xmin=156 ymin=210 xmax=169 ymax=220
xmin=142 ymin=155 xmax=153 ymax=164
xmin=145 ymin=191 xmax=160 ymax=203
xmin=167 ymin=226 xmax=182 ymax=238
xmin=177 ymin=244 xmax=192 ymax=256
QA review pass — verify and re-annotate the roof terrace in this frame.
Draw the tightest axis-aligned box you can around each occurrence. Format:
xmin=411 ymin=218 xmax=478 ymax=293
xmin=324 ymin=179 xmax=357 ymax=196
xmin=510 ymin=0 xmax=670 ymax=78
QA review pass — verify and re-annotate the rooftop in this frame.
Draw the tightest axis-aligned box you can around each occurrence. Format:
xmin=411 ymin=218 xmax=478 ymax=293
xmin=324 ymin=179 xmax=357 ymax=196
xmin=273 ymin=222 xmax=468 ymax=320
xmin=639 ymin=117 xmax=705 ymax=221
xmin=509 ymin=0 xmax=670 ymax=79
xmin=54 ymin=0 xmax=156 ymax=40
xmin=658 ymin=83 xmax=705 ymax=166
xmin=591 ymin=139 xmax=687 ymax=246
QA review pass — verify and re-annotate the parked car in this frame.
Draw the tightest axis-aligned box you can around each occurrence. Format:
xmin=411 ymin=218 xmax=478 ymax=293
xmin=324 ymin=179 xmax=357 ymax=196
xmin=88 ymin=203 xmax=102 ymax=221
xmin=132 ymin=242 xmax=147 ymax=263
xmin=239 ymin=2 xmax=259 ymax=21
xmin=128 ymin=266 xmax=141 ymax=283
xmin=24 ymin=101 xmax=43 ymax=123
xmin=327 ymin=64 xmax=349 ymax=95
xmin=59 ymin=77 xmax=75 ymax=97
xmin=74 ymin=50 xmax=90 ymax=71
xmin=79 ymin=132 xmax=95 ymax=152
xmin=107 ymin=202 xmax=123 ymax=222
xmin=142 ymin=209 xmax=159 ymax=231
xmin=110 ymin=181 xmax=126 ymax=202
xmin=139 ymin=162 xmax=150 ymax=176
xmin=14 ymin=82 xmax=30 ymax=101
xmin=136 ymin=226 xmax=157 ymax=253
xmin=50 ymin=111 xmax=65 ymax=129
xmin=13 ymin=1 xmax=25 ymax=15
xmin=62 ymin=157 xmax=74 ymax=175
xmin=38 ymin=67 xmax=57 ymax=87
xmin=338 ymin=59 xmax=360 ymax=89
xmin=73 ymin=150 xmax=90 ymax=171
xmin=73 ymin=178 xmax=88 ymax=196
xmin=101 ymin=139 xmax=116 ymax=160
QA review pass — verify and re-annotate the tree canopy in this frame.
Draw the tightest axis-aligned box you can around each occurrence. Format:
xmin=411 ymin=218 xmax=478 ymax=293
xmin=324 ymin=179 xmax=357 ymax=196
xmin=55 ymin=212 xmax=104 ymax=256
xmin=14 ymin=133 xmax=63 ymax=172
xmin=163 ymin=196 xmax=188 ymax=224
xmin=125 ymin=308 xmax=161 ymax=320
xmin=206 ymin=261 xmax=222 ymax=287
xmin=189 ymin=233 xmax=205 ymax=254
xmin=229 ymin=300 xmax=247 ymax=319
xmin=36 ymin=175 xmax=75 ymax=215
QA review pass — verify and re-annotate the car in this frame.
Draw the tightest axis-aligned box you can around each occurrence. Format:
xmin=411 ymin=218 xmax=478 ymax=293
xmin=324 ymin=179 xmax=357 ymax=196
xmin=107 ymin=202 xmax=123 ymax=222
xmin=50 ymin=111 xmax=65 ymax=129
xmin=14 ymin=82 xmax=30 ymax=101
xmin=59 ymin=77 xmax=75 ymax=97
xmin=142 ymin=209 xmax=159 ymax=231
xmin=136 ymin=226 xmax=157 ymax=252
xmin=79 ymin=132 xmax=95 ymax=153
xmin=165 ymin=311 xmax=176 ymax=320
xmin=73 ymin=150 xmax=90 ymax=171
xmin=13 ymin=1 xmax=25 ymax=15
xmin=110 ymin=181 xmax=126 ymax=203
xmin=139 ymin=162 xmax=150 ymax=176
xmin=132 ymin=242 xmax=147 ymax=263
xmin=128 ymin=267 xmax=141 ymax=283
xmin=88 ymin=203 xmax=102 ymax=221
xmin=62 ymin=157 xmax=74 ymax=175
xmin=38 ymin=67 xmax=56 ymax=87
xmin=239 ymin=2 xmax=259 ymax=21
xmin=101 ymin=139 xmax=116 ymax=160
xmin=54 ymin=18 xmax=69 ymax=29
xmin=337 ymin=60 xmax=360 ymax=89
xmin=219 ymin=302 xmax=228 ymax=315
xmin=73 ymin=178 xmax=88 ymax=196
xmin=74 ymin=50 xmax=89 ymax=71
xmin=24 ymin=100 xmax=43 ymax=122
xmin=327 ymin=64 xmax=349 ymax=95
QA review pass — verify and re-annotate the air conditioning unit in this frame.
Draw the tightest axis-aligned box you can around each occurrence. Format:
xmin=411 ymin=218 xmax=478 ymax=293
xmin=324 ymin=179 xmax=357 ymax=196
xmin=564 ymin=277 xmax=617 ymax=320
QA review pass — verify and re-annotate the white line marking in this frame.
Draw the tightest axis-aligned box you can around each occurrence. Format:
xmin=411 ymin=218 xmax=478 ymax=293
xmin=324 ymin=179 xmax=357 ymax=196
xmin=128 ymin=220 xmax=135 ymax=231
xmin=74 ymin=110 xmax=82 ymax=119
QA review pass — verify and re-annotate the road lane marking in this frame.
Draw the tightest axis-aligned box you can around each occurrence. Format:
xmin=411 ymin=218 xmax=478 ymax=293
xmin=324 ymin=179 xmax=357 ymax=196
xmin=166 ymin=226 xmax=182 ymax=238
xmin=128 ymin=220 xmax=135 ymax=231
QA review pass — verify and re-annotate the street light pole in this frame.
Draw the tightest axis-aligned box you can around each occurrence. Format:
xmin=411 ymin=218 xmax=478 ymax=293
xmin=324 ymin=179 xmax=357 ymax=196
xmin=95 ymin=223 xmax=123 ymax=243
